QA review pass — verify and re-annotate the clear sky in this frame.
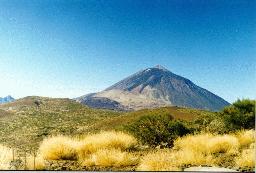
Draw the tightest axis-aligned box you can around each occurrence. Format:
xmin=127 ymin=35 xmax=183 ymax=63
xmin=0 ymin=0 xmax=255 ymax=103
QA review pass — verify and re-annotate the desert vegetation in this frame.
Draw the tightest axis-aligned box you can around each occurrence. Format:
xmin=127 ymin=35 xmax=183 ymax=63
xmin=0 ymin=98 xmax=255 ymax=171
xmin=138 ymin=130 xmax=255 ymax=171
xmin=0 ymin=129 xmax=254 ymax=171
xmin=0 ymin=145 xmax=12 ymax=170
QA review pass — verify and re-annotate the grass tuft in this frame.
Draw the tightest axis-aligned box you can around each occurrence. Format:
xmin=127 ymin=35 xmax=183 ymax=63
xmin=235 ymin=130 xmax=255 ymax=148
xmin=138 ymin=131 xmax=254 ymax=171
xmin=207 ymin=135 xmax=239 ymax=155
xmin=38 ymin=131 xmax=138 ymax=168
xmin=39 ymin=135 xmax=78 ymax=160
xmin=235 ymin=146 xmax=255 ymax=170
xmin=77 ymin=131 xmax=137 ymax=159
xmin=0 ymin=145 xmax=12 ymax=170
xmin=136 ymin=149 xmax=181 ymax=171
xmin=26 ymin=154 xmax=45 ymax=170
xmin=81 ymin=149 xmax=138 ymax=168
xmin=174 ymin=133 xmax=239 ymax=155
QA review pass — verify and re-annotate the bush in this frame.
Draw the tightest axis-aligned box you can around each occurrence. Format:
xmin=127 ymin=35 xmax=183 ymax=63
xmin=235 ymin=130 xmax=255 ymax=148
xmin=38 ymin=131 xmax=138 ymax=169
xmin=192 ymin=113 xmax=218 ymax=133
xmin=221 ymin=99 xmax=255 ymax=131
xmin=235 ymin=148 xmax=255 ymax=171
xmin=77 ymin=131 xmax=137 ymax=159
xmin=193 ymin=99 xmax=255 ymax=134
xmin=168 ymin=120 xmax=192 ymax=137
xmin=205 ymin=118 xmax=227 ymax=134
xmin=137 ymin=148 xmax=215 ymax=171
xmin=137 ymin=130 xmax=255 ymax=171
xmin=39 ymin=135 xmax=78 ymax=160
xmin=174 ymin=133 xmax=239 ymax=155
xmin=125 ymin=114 xmax=192 ymax=147
xmin=125 ymin=114 xmax=172 ymax=147
xmin=173 ymin=133 xmax=240 ymax=167
xmin=136 ymin=149 xmax=182 ymax=171
xmin=81 ymin=149 xmax=138 ymax=168
xmin=207 ymin=135 xmax=239 ymax=155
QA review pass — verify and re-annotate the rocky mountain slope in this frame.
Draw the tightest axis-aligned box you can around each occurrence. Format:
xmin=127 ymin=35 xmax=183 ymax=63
xmin=77 ymin=65 xmax=229 ymax=111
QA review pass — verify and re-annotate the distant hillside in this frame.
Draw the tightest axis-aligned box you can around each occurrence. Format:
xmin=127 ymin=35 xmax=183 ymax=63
xmin=0 ymin=96 xmax=121 ymax=150
xmin=0 ymin=109 xmax=14 ymax=118
xmin=0 ymin=96 xmax=215 ymax=150
xmin=0 ymin=95 xmax=15 ymax=104
xmin=77 ymin=65 xmax=230 ymax=111
xmin=90 ymin=106 xmax=215 ymax=132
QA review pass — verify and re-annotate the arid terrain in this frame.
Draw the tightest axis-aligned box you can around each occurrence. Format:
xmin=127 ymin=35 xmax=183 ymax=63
xmin=0 ymin=96 xmax=254 ymax=171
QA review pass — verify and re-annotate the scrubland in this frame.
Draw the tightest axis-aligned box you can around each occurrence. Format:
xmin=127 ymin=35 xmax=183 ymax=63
xmin=0 ymin=98 xmax=255 ymax=171
xmin=138 ymin=130 xmax=255 ymax=171
xmin=0 ymin=130 xmax=254 ymax=171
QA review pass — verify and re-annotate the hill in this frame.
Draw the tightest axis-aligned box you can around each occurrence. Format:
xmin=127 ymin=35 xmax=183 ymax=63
xmin=77 ymin=65 xmax=229 ymax=111
xmin=90 ymin=106 xmax=215 ymax=132
xmin=0 ymin=96 xmax=214 ymax=151
xmin=0 ymin=96 xmax=121 ymax=150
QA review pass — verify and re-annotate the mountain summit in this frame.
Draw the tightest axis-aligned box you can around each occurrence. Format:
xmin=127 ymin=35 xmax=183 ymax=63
xmin=77 ymin=66 xmax=229 ymax=111
xmin=0 ymin=95 xmax=15 ymax=104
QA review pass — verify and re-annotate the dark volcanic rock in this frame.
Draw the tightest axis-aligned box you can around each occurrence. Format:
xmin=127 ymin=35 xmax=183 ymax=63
xmin=76 ymin=94 xmax=130 ymax=111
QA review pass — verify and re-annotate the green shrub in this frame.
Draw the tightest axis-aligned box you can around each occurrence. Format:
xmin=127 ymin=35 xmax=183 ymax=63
xmin=193 ymin=99 xmax=255 ymax=134
xmin=125 ymin=114 xmax=192 ymax=147
xmin=167 ymin=120 xmax=193 ymax=146
xmin=192 ymin=113 xmax=218 ymax=133
xmin=205 ymin=118 xmax=227 ymax=134
xmin=168 ymin=120 xmax=192 ymax=136
xmin=125 ymin=114 xmax=172 ymax=147
xmin=221 ymin=99 xmax=255 ymax=131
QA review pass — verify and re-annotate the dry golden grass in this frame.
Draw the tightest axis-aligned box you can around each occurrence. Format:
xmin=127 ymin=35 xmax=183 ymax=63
xmin=137 ymin=149 xmax=181 ymax=171
xmin=235 ymin=142 xmax=255 ymax=170
xmin=235 ymin=148 xmax=255 ymax=169
xmin=81 ymin=149 xmax=138 ymax=168
xmin=37 ymin=130 xmax=254 ymax=171
xmin=138 ymin=131 xmax=255 ymax=171
xmin=0 ymin=145 xmax=12 ymax=170
xmin=39 ymin=135 xmax=78 ymax=160
xmin=137 ymin=148 xmax=214 ymax=171
xmin=235 ymin=130 xmax=255 ymax=148
xmin=39 ymin=131 xmax=137 ymax=166
xmin=174 ymin=133 xmax=212 ymax=154
xmin=83 ymin=131 xmax=137 ymax=150
xmin=174 ymin=133 xmax=239 ymax=155
xmin=76 ymin=131 xmax=137 ymax=159
xmin=207 ymin=135 xmax=239 ymax=155
xmin=26 ymin=154 xmax=45 ymax=170
xmin=174 ymin=149 xmax=215 ymax=167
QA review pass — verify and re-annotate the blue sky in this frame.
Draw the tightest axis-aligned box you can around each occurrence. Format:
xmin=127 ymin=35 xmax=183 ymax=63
xmin=0 ymin=0 xmax=255 ymax=103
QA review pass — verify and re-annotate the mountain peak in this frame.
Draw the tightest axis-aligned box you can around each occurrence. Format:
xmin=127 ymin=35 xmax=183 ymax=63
xmin=153 ymin=65 xmax=168 ymax=71
xmin=78 ymin=66 xmax=230 ymax=111
xmin=0 ymin=95 xmax=15 ymax=104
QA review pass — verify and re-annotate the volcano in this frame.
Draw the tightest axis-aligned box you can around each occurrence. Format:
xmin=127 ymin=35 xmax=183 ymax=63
xmin=76 ymin=65 xmax=229 ymax=111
